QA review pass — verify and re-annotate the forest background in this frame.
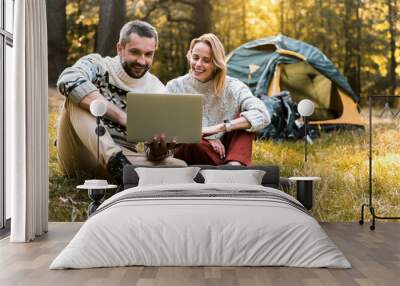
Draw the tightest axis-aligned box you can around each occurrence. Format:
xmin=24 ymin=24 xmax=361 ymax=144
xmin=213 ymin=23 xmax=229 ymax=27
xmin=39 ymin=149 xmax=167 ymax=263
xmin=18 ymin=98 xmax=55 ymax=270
xmin=47 ymin=0 xmax=399 ymax=100
xmin=46 ymin=0 xmax=400 ymax=222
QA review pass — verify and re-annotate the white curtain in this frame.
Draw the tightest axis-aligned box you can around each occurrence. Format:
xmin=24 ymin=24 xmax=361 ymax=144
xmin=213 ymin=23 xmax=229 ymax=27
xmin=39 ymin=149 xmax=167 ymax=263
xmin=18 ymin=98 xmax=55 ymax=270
xmin=7 ymin=0 xmax=49 ymax=242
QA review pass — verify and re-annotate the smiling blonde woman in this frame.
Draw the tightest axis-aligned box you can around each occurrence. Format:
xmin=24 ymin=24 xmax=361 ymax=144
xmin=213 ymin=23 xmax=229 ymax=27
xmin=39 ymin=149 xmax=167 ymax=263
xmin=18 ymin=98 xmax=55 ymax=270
xmin=167 ymin=33 xmax=271 ymax=166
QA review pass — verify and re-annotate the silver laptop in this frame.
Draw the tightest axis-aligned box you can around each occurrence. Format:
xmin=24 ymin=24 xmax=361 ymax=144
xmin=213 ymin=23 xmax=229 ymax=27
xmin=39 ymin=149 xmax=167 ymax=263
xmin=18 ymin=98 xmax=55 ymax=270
xmin=127 ymin=92 xmax=203 ymax=143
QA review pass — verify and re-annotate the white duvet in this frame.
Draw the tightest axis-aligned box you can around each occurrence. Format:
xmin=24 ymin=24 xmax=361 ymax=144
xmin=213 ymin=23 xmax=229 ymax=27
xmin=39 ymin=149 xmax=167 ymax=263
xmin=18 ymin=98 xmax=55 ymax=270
xmin=50 ymin=183 xmax=351 ymax=269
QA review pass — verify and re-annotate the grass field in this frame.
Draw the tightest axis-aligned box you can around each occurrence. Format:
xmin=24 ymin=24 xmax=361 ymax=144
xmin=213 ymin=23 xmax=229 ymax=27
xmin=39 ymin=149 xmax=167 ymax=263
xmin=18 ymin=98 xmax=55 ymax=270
xmin=48 ymin=89 xmax=400 ymax=222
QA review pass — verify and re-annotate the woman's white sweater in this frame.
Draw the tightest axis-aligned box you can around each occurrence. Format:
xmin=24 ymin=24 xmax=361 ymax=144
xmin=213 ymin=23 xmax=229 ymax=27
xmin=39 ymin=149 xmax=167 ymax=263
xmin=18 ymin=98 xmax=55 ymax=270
xmin=167 ymin=74 xmax=270 ymax=139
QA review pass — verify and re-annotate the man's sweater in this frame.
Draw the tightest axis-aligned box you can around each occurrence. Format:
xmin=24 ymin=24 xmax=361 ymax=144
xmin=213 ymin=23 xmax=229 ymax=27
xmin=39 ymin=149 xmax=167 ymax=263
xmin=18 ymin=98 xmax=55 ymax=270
xmin=57 ymin=53 xmax=166 ymax=149
xmin=166 ymin=74 xmax=270 ymax=139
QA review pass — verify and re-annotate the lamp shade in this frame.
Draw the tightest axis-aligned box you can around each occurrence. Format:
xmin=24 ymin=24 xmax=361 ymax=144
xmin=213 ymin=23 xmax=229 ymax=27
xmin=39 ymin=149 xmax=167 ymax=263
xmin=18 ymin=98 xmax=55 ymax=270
xmin=298 ymin=99 xmax=315 ymax=117
xmin=90 ymin=100 xmax=107 ymax=117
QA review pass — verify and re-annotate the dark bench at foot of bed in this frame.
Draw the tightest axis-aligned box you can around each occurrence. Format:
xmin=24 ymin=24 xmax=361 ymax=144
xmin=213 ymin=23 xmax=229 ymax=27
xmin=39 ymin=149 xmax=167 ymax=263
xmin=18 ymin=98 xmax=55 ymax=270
xmin=123 ymin=165 xmax=292 ymax=192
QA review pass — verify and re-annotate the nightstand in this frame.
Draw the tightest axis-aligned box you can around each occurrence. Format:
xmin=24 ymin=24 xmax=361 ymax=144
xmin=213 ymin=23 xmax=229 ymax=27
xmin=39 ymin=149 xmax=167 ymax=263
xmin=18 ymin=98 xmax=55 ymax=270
xmin=77 ymin=182 xmax=117 ymax=216
xmin=289 ymin=177 xmax=321 ymax=210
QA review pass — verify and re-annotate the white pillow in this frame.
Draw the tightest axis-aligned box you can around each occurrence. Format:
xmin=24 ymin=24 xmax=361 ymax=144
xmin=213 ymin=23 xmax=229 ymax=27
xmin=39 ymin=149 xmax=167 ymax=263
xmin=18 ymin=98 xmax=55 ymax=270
xmin=136 ymin=167 xmax=200 ymax=186
xmin=200 ymin=169 xmax=266 ymax=185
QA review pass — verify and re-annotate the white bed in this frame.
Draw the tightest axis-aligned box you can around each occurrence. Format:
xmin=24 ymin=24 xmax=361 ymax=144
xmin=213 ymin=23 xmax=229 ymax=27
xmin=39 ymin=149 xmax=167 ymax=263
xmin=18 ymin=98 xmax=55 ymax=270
xmin=50 ymin=183 xmax=351 ymax=269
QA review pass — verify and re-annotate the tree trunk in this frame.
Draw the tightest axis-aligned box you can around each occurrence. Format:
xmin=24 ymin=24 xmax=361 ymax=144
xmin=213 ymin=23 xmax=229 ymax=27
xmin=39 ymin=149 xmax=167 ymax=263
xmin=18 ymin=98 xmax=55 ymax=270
xmin=318 ymin=0 xmax=327 ymax=55
xmin=280 ymin=0 xmax=285 ymax=34
xmin=241 ymin=0 xmax=247 ymax=42
xmin=387 ymin=0 xmax=397 ymax=96
xmin=226 ymin=4 xmax=232 ymax=51
xmin=355 ymin=0 xmax=362 ymax=98
xmin=191 ymin=0 xmax=211 ymax=39
xmin=324 ymin=0 xmax=333 ymax=59
xmin=343 ymin=0 xmax=359 ymax=96
xmin=96 ymin=0 xmax=126 ymax=57
xmin=292 ymin=0 xmax=299 ymax=38
xmin=46 ymin=0 xmax=67 ymax=86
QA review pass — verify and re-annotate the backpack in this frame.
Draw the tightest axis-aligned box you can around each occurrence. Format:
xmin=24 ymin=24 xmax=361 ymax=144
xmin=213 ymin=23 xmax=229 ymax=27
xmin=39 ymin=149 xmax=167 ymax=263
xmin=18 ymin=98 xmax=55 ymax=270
xmin=257 ymin=91 xmax=309 ymax=140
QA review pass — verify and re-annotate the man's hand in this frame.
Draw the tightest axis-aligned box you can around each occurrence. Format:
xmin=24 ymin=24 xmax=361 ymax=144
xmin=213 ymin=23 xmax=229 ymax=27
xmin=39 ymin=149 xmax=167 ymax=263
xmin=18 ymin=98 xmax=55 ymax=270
xmin=208 ymin=139 xmax=225 ymax=159
xmin=145 ymin=134 xmax=177 ymax=161
xmin=118 ymin=112 xmax=127 ymax=127
xmin=202 ymin=124 xmax=224 ymax=137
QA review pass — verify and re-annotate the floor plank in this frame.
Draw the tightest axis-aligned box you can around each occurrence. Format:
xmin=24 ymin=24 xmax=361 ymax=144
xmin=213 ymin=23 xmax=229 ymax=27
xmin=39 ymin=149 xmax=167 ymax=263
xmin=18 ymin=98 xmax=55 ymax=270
xmin=0 ymin=222 xmax=399 ymax=286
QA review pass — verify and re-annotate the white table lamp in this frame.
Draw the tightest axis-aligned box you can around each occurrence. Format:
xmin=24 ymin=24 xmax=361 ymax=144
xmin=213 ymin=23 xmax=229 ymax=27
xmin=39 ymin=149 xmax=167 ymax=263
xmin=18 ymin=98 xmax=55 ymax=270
xmin=298 ymin=99 xmax=315 ymax=117
xmin=298 ymin=99 xmax=315 ymax=162
xmin=90 ymin=99 xmax=107 ymax=117
xmin=90 ymin=100 xmax=107 ymax=169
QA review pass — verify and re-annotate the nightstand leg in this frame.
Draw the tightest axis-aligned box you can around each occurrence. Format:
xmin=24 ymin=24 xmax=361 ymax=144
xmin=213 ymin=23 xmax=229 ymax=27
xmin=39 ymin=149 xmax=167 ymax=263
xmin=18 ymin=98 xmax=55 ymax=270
xmin=88 ymin=201 xmax=102 ymax=216
xmin=296 ymin=181 xmax=313 ymax=210
xmin=87 ymin=189 xmax=106 ymax=216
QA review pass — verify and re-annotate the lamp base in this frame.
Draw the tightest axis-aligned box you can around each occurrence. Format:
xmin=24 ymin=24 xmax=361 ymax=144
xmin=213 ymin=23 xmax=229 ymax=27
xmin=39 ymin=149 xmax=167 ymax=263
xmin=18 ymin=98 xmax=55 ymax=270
xmin=95 ymin=126 xmax=106 ymax=136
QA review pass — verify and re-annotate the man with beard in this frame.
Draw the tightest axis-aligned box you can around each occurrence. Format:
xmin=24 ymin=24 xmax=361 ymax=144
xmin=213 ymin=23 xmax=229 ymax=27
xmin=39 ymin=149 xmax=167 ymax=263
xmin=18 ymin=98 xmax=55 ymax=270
xmin=56 ymin=20 xmax=186 ymax=185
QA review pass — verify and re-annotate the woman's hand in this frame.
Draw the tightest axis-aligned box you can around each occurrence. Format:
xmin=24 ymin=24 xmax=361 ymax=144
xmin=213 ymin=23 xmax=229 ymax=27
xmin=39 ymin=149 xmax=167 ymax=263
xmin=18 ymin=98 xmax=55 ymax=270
xmin=202 ymin=124 xmax=224 ymax=137
xmin=208 ymin=139 xmax=225 ymax=159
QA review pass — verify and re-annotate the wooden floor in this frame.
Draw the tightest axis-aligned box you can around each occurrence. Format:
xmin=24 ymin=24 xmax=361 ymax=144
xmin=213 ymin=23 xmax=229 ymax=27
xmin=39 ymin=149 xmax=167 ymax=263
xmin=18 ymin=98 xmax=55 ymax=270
xmin=0 ymin=222 xmax=399 ymax=286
